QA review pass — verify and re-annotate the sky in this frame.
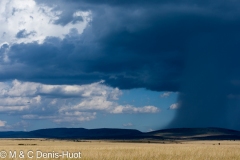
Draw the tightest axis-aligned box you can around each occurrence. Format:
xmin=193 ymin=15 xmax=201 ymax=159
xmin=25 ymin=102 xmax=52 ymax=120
xmin=0 ymin=0 xmax=240 ymax=132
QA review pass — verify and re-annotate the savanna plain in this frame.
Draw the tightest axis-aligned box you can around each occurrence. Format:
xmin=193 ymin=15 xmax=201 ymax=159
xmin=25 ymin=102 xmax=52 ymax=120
xmin=0 ymin=139 xmax=239 ymax=160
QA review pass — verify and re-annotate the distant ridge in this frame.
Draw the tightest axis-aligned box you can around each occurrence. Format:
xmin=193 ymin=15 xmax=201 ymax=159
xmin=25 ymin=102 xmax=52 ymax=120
xmin=145 ymin=127 xmax=240 ymax=140
xmin=0 ymin=128 xmax=142 ymax=139
xmin=0 ymin=127 xmax=240 ymax=140
xmin=30 ymin=128 xmax=142 ymax=139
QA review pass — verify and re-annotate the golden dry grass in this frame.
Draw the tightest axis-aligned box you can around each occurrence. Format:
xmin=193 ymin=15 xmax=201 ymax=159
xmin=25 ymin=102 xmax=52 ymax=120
xmin=0 ymin=139 xmax=239 ymax=160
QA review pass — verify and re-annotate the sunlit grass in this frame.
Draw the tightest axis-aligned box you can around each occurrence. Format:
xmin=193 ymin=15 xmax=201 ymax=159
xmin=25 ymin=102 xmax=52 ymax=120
xmin=0 ymin=139 xmax=239 ymax=160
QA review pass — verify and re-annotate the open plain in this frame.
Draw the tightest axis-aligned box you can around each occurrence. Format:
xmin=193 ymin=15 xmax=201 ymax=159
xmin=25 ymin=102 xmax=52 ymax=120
xmin=0 ymin=139 xmax=239 ymax=160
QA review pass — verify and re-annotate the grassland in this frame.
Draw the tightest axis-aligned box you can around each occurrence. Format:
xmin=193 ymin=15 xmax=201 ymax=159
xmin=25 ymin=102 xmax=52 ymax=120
xmin=0 ymin=139 xmax=239 ymax=160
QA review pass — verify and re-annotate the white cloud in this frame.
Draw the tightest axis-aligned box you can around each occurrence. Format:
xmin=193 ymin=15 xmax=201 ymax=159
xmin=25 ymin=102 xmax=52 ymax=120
xmin=169 ymin=103 xmax=179 ymax=110
xmin=0 ymin=0 xmax=91 ymax=45
xmin=0 ymin=120 xmax=29 ymax=131
xmin=0 ymin=79 xmax=159 ymax=123
xmin=0 ymin=106 xmax=29 ymax=112
xmin=110 ymin=105 xmax=160 ymax=114
xmin=148 ymin=128 xmax=154 ymax=132
xmin=0 ymin=79 xmax=118 ymax=98
xmin=54 ymin=112 xmax=97 ymax=123
xmin=22 ymin=111 xmax=96 ymax=123
xmin=160 ymin=92 xmax=172 ymax=98
xmin=123 ymin=123 xmax=133 ymax=127
xmin=0 ymin=120 xmax=6 ymax=127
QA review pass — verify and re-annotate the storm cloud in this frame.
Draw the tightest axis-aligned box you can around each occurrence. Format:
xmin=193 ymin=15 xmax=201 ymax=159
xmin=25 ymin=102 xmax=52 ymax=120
xmin=1 ymin=0 xmax=240 ymax=129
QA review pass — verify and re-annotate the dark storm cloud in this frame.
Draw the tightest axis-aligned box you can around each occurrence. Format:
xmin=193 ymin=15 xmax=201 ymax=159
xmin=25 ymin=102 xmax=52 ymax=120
xmin=3 ymin=0 xmax=240 ymax=129
xmin=168 ymin=32 xmax=240 ymax=129
xmin=53 ymin=10 xmax=84 ymax=26
xmin=16 ymin=29 xmax=36 ymax=39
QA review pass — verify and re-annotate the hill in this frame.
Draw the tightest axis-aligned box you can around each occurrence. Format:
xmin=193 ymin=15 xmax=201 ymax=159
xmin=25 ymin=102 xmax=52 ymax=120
xmin=0 ymin=127 xmax=240 ymax=140
xmin=0 ymin=128 xmax=142 ymax=139
xmin=145 ymin=127 xmax=240 ymax=140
